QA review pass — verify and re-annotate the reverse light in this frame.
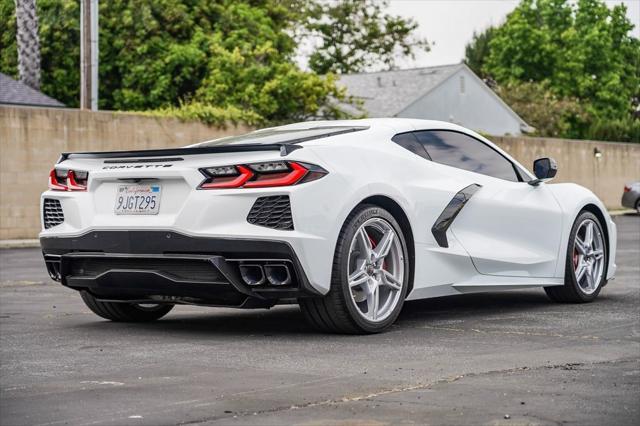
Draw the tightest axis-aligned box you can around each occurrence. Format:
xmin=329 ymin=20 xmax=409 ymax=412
xmin=249 ymin=162 xmax=289 ymax=173
xmin=198 ymin=161 xmax=327 ymax=189
xmin=48 ymin=169 xmax=89 ymax=191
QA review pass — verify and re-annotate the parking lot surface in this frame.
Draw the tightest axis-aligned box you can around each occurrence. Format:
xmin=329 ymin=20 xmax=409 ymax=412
xmin=1 ymin=215 xmax=638 ymax=426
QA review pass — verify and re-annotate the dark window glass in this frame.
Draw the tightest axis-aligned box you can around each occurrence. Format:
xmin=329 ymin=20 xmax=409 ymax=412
xmin=391 ymin=132 xmax=431 ymax=160
xmin=414 ymin=130 xmax=518 ymax=181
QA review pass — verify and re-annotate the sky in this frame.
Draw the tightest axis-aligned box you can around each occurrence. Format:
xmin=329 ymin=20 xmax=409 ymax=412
xmin=385 ymin=0 xmax=640 ymax=68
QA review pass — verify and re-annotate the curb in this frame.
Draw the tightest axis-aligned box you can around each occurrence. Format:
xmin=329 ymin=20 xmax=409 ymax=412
xmin=609 ymin=209 xmax=637 ymax=216
xmin=0 ymin=239 xmax=40 ymax=249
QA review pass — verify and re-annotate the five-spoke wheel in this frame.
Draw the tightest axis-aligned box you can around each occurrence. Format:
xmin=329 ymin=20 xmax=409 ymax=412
xmin=572 ymin=218 xmax=605 ymax=295
xmin=299 ymin=205 xmax=410 ymax=334
xmin=347 ymin=218 xmax=405 ymax=322
xmin=545 ymin=211 xmax=607 ymax=303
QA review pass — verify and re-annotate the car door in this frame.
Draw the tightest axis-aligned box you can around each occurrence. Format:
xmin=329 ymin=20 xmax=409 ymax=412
xmin=413 ymin=130 xmax=564 ymax=278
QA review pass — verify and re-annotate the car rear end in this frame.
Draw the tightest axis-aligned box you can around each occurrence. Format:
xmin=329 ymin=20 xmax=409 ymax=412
xmin=621 ymin=182 xmax=640 ymax=212
xmin=39 ymin=126 xmax=367 ymax=309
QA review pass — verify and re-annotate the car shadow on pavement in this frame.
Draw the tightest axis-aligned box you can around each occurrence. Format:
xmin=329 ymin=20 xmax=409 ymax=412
xmin=70 ymin=289 xmax=591 ymax=337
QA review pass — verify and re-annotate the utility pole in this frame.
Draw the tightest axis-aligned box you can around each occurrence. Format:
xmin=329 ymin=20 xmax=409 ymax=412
xmin=80 ymin=0 xmax=98 ymax=110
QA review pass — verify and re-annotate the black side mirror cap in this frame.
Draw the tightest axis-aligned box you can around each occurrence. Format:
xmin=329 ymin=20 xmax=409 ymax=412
xmin=529 ymin=157 xmax=558 ymax=186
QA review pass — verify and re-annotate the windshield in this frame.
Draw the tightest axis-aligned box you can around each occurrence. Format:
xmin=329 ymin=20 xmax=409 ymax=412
xmin=193 ymin=126 xmax=369 ymax=147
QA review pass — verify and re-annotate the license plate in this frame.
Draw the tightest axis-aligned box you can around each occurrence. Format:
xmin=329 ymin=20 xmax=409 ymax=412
xmin=115 ymin=185 xmax=161 ymax=215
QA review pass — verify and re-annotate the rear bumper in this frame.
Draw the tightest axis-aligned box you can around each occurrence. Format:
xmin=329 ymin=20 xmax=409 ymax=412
xmin=41 ymin=230 xmax=321 ymax=307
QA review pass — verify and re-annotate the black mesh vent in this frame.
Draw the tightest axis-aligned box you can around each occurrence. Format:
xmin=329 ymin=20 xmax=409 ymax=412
xmin=247 ymin=196 xmax=293 ymax=230
xmin=43 ymin=198 xmax=64 ymax=229
xmin=68 ymin=257 xmax=225 ymax=283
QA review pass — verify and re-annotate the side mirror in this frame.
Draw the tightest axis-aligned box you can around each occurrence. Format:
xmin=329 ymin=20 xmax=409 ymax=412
xmin=529 ymin=157 xmax=558 ymax=186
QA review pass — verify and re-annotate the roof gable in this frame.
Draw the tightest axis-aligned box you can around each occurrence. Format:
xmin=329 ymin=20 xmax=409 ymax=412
xmin=338 ymin=63 xmax=531 ymax=132
xmin=0 ymin=72 xmax=64 ymax=107
xmin=338 ymin=64 xmax=462 ymax=117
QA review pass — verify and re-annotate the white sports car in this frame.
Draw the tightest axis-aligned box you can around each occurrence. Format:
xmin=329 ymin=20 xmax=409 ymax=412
xmin=40 ymin=119 xmax=617 ymax=333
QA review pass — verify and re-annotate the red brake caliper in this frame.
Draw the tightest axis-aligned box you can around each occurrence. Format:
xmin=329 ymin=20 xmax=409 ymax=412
xmin=573 ymin=248 xmax=579 ymax=268
xmin=367 ymin=233 xmax=387 ymax=270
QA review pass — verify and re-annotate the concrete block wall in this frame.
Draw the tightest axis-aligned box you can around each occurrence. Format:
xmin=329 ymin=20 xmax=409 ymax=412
xmin=0 ymin=107 xmax=249 ymax=239
xmin=1 ymin=106 xmax=638 ymax=239
xmin=491 ymin=136 xmax=640 ymax=210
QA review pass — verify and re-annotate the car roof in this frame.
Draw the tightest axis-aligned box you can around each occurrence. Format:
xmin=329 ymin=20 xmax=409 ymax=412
xmin=266 ymin=118 xmax=469 ymax=134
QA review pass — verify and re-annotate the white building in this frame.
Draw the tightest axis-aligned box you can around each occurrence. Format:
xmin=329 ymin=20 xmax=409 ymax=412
xmin=339 ymin=63 xmax=532 ymax=136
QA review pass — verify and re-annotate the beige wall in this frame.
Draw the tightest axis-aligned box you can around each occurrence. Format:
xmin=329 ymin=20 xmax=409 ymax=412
xmin=491 ymin=136 xmax=640 ymax=209
xmin=0 ymin=107 xmax=250 ymax=240
xmin=1 ymin=106 xmax=639 ymax=240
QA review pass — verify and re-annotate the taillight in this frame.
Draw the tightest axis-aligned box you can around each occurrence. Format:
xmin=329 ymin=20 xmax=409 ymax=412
xmin=623 ymin=185 xmax=631 ymax=192
xmin=48 ymin=169 xmax=68 ymax=191
xmin=48 ymin=169 xmax=88 ymax=191
xmin=198 ymin=161 xmax=327 ymax=189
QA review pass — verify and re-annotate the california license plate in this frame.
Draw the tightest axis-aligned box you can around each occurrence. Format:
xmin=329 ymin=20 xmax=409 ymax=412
xmin=115 ymin=185 xmax=161 ymax=215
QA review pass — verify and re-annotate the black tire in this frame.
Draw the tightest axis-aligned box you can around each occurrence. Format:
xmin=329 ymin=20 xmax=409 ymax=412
xmin=80 ymin=291 xmax=174 ymax=322
xmin=544 ymin=211 xmax=607 ymax=303
xmin=299 ymin=204 xmax=410 ymax=334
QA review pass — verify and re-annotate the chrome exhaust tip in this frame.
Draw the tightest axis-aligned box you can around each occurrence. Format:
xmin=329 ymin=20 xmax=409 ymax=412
xmin=264 ymin=264 xmax=292 ymax=286
xmin=238 ymin=264 xmax=266 ymax=286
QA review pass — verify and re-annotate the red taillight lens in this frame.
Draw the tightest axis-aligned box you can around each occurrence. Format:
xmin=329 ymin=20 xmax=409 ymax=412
xmin=67 ymin=170 xmax=88 ymax=191
xmin=48 ymin=169 xmax=67 ymax=191
xmin=48 ymin=169 xmax=88 ymax=191
xmin=623 ymin=185 xmax=631 ymax=192
xmin=198 ymin=161 xmax=327 ymax=190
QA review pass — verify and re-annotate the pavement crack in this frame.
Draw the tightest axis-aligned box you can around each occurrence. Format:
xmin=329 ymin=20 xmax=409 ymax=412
xmin=179 ymin=357 xmax=637 ymax=425
xmin=422 ymin=325 xmax=602 ymax=340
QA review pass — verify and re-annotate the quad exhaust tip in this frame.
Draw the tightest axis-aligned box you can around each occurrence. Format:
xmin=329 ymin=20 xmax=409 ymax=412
xmin=238 ymin=264 xmax=266 ymax=286
xmin=238 ymin=263 xmax=292 ymax=287
xmin=264 ymin=264 xmax=292 ymax=286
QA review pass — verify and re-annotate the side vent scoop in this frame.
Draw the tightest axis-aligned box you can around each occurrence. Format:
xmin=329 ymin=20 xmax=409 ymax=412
xmin=431 ymin=184 xmax=482 ymax=248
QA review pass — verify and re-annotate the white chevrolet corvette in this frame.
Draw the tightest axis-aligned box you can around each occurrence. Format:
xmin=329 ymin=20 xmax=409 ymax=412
xmin=40 ymin=119 xmax=617 ymax=333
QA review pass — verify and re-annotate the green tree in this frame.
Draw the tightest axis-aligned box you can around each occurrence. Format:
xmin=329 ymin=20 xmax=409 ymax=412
xmin=464 ymin=26 xmax=496 ymax=78
xmin=495 ymin=81 xmax=589 ymax=139
xmin=302 ymin=0 xmax=429 ymax=74
xmin=1 ymin=0 xmax=425 ymax=123
xmin=484 ymin=0 xmax=639 ymax=123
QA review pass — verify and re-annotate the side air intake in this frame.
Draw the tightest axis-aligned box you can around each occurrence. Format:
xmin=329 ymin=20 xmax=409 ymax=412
xmin=43 ymin=198 xmax=64 ymax=229
xmin=247 ymin=196 xmax=294 ymax=230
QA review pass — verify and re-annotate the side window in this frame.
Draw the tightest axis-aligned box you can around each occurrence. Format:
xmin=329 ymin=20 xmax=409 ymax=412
xmin=414 ymin=130 xmax=519 ymax=182
xmin=391 ymin=132 xmax=431 ymax=160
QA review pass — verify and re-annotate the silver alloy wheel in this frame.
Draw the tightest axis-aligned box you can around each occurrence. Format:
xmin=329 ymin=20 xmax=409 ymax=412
xmin=572 ymin=218 xmax=605 ymax=295
xmin=347 ymin=218 xmax=405 ymax=322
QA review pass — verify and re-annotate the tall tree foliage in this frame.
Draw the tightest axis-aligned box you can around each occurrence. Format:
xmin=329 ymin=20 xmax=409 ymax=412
xmin=483 ymin=0 xmax=639 ymax=123
xmin=464 ymin=26 xmax=495 ymax=78
xmin=303 ymin=0 xmax=429 ymax=74
xmin=14 ymin=0 xmax=41 ymax=90
xmin=0 ymin=0 xmax=425 ymax=123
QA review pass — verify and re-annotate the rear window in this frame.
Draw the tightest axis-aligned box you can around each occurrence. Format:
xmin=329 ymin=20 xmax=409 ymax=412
xmin=194 ymin=126 xmax=369 ymax=148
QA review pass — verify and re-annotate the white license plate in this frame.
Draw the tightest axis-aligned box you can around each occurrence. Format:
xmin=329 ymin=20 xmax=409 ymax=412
xmin=115 ymin=185 xmax=161 ymax=215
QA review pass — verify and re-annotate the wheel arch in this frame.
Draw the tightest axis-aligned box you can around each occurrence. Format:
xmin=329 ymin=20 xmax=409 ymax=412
xmin=354 ymin=195 xmax=416 ymax=295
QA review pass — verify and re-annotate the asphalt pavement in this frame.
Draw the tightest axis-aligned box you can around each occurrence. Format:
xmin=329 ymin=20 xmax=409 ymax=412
xmin=1 ymin=215 xmax=638 ymax=426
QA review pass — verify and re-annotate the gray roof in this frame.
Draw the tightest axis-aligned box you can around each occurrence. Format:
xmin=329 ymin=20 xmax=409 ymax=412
xmin=338 ymin=64 xmax=462 ymax=117
xmin=0 ymin=72 xmax=64 ymax=107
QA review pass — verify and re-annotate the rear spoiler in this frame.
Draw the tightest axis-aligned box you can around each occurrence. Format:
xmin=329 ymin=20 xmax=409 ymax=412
xmin=58 ymin=143 xmax=302 ymax=163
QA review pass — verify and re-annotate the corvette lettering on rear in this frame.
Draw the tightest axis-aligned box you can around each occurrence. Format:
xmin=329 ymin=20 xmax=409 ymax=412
xmin=102 ymin=164 xmax=173 ymax=169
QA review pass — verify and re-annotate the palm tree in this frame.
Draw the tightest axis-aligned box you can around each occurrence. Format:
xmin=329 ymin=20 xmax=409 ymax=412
xmin=14 ymin=0 xmax=41 ymax=90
